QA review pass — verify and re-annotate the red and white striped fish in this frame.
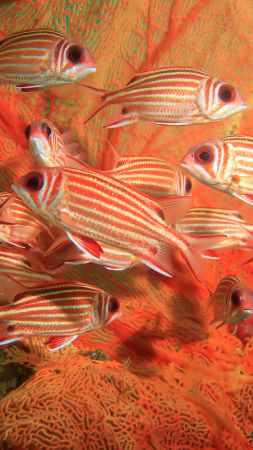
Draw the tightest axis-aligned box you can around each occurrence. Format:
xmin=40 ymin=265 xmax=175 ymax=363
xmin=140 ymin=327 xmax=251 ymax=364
xmin=0 ymin=28 xmax=96 ymax=92
xmin=25 ymin=119 xmax=81 ymax=168
xmin=12 ymin=167 xmax=225 ymax=281
xmin=181 ymin=135 xmax=253 ymax=206
xmin=0 ymin=278 xmax=121 ymax=351
xmin=209 ymin=275 xmax=253 ymax=332
xmin=107 ymin=156 xmax=192 ymax=199
xmin=0 ymin=193 xmax=54 ymax=249
xmin=176 ymin=207 xmax=253 ymax=256
xmin=83 ymin=67 xmax=246 ymax=128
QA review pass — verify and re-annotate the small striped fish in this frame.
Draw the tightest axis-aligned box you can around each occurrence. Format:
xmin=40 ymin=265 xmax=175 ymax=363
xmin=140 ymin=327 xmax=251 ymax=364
xmin=25 ymin=119 xmax=80 ymax=168
xmin=0 ymin=193 xmax=54 ymax=249
xmin=83 ymin=67 xmax=246 ymax=128
xmin=12 ymin=167 xmax=224 ymax=281
xmin=0 ymin=29 xmax=96 ymax=91
xmin=107 ymin=156 xmax=192 ymax=198
xmin=181 ymin=135 xmax=253 ymax=206
xmin=0 ymin=248 xmax=54 ymax=288
xmin=176 ymin=207 xmax=253 ymax=254
xmin=209 ymin=275 xmax=253 ymax=332
xmin=0 ymin=279 xmax=121 ymax=350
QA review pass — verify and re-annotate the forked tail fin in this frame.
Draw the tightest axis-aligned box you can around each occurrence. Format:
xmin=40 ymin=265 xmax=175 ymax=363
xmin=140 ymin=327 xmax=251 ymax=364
xmin=82 ymin=84 xmax=109 ymax=125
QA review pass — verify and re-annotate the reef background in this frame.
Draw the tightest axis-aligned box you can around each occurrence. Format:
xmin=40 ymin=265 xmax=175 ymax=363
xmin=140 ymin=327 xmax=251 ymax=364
xmin=0 ymin=0 xmax=253 ymax=448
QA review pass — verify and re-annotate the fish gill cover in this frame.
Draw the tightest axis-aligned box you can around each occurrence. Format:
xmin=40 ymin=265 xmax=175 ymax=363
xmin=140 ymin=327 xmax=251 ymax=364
xmin=0 ymin=0 xmax=252 ymax=449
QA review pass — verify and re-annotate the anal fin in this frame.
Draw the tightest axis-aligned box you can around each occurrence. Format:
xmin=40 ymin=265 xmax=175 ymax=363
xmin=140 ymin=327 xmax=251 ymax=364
xmin=46 ymin=335 xmax=79 ymax=351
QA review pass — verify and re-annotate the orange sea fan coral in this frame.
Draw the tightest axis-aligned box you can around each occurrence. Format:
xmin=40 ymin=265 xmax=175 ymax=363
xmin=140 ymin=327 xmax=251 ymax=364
xmin=0 ymin=0 xmax=253 ymax=448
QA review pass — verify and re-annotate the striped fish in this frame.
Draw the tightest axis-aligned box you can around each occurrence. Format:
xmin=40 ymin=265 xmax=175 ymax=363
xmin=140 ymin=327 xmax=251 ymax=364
xmin=25 ymin=119 xmax=81 ymax=168
xmin=176 ymin=207 xmax=253 ymax=255
xmin=12 ymin=167 xmax=225 ymax=281
xmin=0 ymin=279 xmax=121 ymax=351
xmin=0 ymin=193 xmax=54 ymax=249
xmin=209 ymin=275 xmax=253 ymax=332
xmin=181 ymin=135 xmax=253 ymax=206
xmin=83 ymin=67 xmax=246 ymax=128
xmin=107 ymin=156 xmax=192 ymax=198
xmin=0 ymin=248 xmax=54 ymax=288
xmin=0 ymin=28 xmax=96 ymax=92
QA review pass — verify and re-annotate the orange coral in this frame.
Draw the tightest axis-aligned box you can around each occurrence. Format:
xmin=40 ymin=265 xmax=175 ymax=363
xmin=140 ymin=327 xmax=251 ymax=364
xmin=0 ymin=0 xmax=253 ymax=448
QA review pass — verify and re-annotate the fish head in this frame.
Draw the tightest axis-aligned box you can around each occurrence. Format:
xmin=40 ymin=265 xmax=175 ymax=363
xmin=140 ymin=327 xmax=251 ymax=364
xmin=99 ymin=293 xmax=122 ymax=327
xmin=56 ymin=38 xmax=96 ymax=82
xmin=181 ymin=138 xmax=235 ymax=189
xmin=12 ymin=168 xmax=64 ymax=219
xmin=198 ymin=77 xmax=246 ymax=121
xmin=210 ymin=275 xmax=253 ymax=327
xmin=25 ymin=119 xmax=65 ymax=167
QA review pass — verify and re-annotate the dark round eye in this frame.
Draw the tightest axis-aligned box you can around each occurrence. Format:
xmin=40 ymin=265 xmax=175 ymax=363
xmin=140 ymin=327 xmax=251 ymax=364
xmin=194 ymin=146 xmax=214 ymax=164
xmin=7 ymin=324 xmax=15 ymax=332
xmin=108 ymin=297 xmax=119 ymax=313
xmin=231 ymin=289 xmax=243 ymax=307
xmin=185 ymin=177 xmax=192 ymax=193
xmin=25 ymin=124 xmax=31 ymax=140
xmin=24 ymin=171 xmax=44 ymax=192
xmin=66 ymin=45 xmax=83 ymax=64
xmin=218 ymin=84 xmax=236 ymax=103
xmin=41 ymin=122 xmax=52 ymax=138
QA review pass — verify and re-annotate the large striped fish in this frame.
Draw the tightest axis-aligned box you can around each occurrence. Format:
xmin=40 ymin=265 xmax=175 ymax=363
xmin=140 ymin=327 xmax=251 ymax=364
xmin=25 ymin=119 xmax=81 ymax=168
xmin=0 ymin=192 xmax=54 ymax=249
xmin=176 ymin=207 xmax=253 ymax=255
xmin=181 ymin=135 xmax=253 ymax=206
xmin=209 ymin=275 xmax=253 ymax=333
xmin=0 ymin=278 xmax=121 ymax=351
xmin=107 ymin=156 xmax=192 ymax=198
xmin=12 ymin=167 xmax=225 ymax=281
xmin=0 ymin=29 xmax=96 ymax=92
xmin=83 ymin=67 xmax=246 ymax=128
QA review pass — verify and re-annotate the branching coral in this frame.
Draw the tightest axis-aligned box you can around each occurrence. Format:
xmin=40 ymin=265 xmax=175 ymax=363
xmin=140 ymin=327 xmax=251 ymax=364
xmin=0 ymin=0 xmax=253 ymax=448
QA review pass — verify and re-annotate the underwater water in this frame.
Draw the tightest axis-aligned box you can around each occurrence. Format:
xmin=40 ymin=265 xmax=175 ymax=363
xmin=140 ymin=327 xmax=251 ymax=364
xmin=0 ymin=0 xmax=252 ymax=449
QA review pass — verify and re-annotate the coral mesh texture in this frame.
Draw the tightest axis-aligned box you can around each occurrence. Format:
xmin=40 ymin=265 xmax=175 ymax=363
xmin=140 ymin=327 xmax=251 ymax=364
xmin=0 ymin=0 xmax=253 ymax=449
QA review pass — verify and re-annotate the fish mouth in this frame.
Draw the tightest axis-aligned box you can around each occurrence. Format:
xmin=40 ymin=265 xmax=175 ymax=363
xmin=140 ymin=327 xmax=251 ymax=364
xmin=30 ymin=136 xmax=50 ymax=158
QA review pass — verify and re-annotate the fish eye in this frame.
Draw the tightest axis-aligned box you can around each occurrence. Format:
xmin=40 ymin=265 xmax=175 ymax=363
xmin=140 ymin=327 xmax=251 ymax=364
xmin=231 ymin=289 xmax=242 ymax=307
xmin=185 ymin=177 xmax=192 ymax=193
xmin=24 ymin=171 xmax=44 ymax=192
xmin=66 ymin=45 xmax=83 ymax=64
xmin=41 ymin=122 xmax=52 ymax=138
xmin=108 ymin=297 xmax=119 ymax=313
xmin=194 ymin=146 xmax=214 ymax=164
xmin=218 ymin=84 xmax=236 ymax=103
xmin=25 ymin=124 xmax=31 ymax=140
xmin=7 ymin=324 xmax=15 ymax=332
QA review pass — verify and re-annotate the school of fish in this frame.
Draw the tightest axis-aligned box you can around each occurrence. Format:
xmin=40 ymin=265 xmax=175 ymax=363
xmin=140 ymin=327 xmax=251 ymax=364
xmin=0 ymin=28 xmax=252 ymax=350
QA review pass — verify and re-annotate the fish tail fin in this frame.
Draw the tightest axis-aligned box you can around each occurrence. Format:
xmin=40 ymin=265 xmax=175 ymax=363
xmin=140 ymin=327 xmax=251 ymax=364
xmin=182 ymin=234 xmax=228 ymax=281
xmin=82 ymin=85 xmax=110 ymax=125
